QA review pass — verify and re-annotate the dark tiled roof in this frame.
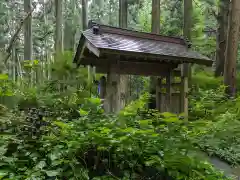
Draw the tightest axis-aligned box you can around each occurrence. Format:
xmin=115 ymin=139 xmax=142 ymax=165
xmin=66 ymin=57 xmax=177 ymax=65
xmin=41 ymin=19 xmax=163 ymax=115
xmin=74 ymin=22 xmax=213 ymax=66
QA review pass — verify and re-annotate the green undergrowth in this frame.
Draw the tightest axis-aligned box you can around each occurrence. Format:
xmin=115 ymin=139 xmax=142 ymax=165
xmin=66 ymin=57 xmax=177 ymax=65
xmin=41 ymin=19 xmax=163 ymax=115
xmin=190 ymin=97 xmax=240 ymax=166
xmin=192 ymin=71 xmax=222 ymax=90
xmin=0 ymin=63 xmax=237 ymax=179
xmin=190 ymin=72 xmax=240 ymax=167
xmin=0 ymin=92 xmax=231 ymax=180
xmin=192 ymin=71 xmax=240 ymax=91
xmin=193 ymin=113 xmax=240 ymax=166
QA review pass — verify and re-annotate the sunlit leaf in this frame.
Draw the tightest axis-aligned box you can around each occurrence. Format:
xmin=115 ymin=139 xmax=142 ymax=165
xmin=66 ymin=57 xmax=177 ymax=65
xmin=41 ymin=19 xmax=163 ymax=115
xmin=0 ymin=74 xmax=8 ymax=80
xmin=45 ymin=170 xmax=59 ymax=177
xmin=79 ymin=108 xmax=89 ymax=116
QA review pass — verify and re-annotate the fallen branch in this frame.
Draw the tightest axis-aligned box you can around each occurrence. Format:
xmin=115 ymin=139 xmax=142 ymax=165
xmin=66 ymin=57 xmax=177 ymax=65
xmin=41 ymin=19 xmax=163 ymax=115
xmin=3 ymin=4 xmax=36 ymax=64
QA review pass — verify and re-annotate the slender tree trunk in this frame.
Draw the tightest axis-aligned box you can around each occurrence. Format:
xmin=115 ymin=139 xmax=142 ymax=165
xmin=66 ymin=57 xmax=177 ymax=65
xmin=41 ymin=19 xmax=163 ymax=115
xmin=55 ymin=0 xmax=64 ymax=59
xmin=109 ymin=0 xmax=114 ymax=26
xmin=82 ymin=0 xmax=88 ymax=30
xmin=43 ymin=0 xmax=51 ymax=80
xmin=55 ymin=0 xmax=64 ymax=91
xmin=223 ymin=0 xmax=240 ymax=97
xmin=215 ymin=0 xmax=229 ymax=77
xmin=12 ymin=46 xmax=16 ymax=82
xmin=183 ymin=0 xmax=192 ymax=75
xmin=94 ymin=0 xmax=104 ymax=21
xmin=24 ymin=0 xmax=33 ymax=61
xmin=72 ymin=0 xmax=77 ymax=51
xmin=64 ymin=0 xmax=76 ymax=51
xmin=119 ymin=0 xmax=129 ymax=107
xmin=149 ymin=0 xmax=160 ymax=109
xmin=119 ymin=0 xmax=127 ymax=28
xmin=82 ymin=0 xmax=93 ymax=88
xmin=151 ymin=0 xmax=160 ymax=33
xmin=181 ymin=0 xmax=192 ymax=117
xmin=183 ymin=0 xmax=192 ymax=40
xmin=24 ymin=0 xmax=33 ymax=85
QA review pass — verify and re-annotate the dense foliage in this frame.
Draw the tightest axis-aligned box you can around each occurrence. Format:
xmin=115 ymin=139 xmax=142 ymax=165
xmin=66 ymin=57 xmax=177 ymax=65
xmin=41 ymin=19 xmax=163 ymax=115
xmin=0 ymin=93 xmax=231 ymax=180
xmin=190 ymin=78 xmax=240 ymax=167
xmin=0 ymin=56 xmax=235 ymax=180
xmin=1 ymin=0 xmax=240 ymax=179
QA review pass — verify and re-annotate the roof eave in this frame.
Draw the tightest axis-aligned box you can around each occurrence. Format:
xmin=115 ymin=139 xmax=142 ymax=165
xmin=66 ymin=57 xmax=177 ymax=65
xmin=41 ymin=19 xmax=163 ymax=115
xmin=73 ymin=36 xmax=101 ymax=66
xmin=99 ymin=48 xmax=213 ymax=66
xmin=73 ymin=34 xmax=85 ymax=64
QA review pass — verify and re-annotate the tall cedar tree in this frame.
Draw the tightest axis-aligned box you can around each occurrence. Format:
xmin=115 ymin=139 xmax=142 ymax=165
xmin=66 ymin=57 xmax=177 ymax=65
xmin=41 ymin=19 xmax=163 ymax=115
xmin=224 ymin=0 xmax=240 ymax=97
xmin=149 ymin=0 xmax=160 ymax=109
xmin=24 ymin=0 xmax=32 ymax=61
xmin=215 ymin=0 xmax=229 ymax=77
xmin=118 ymin=0 xmax=129 ymax=109
xmin=54 ymin=0 xmax=64 ymax=57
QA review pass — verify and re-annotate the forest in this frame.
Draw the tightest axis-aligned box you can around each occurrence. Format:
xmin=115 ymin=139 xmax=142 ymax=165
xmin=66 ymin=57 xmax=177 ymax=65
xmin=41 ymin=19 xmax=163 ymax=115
xmin=1 ymin=0 xmax=240 ymax=179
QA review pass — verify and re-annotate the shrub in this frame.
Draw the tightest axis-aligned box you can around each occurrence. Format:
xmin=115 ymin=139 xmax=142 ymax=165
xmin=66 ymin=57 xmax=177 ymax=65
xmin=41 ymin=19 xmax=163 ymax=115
xmin=0 ymin=96 xmax=232 ymax=180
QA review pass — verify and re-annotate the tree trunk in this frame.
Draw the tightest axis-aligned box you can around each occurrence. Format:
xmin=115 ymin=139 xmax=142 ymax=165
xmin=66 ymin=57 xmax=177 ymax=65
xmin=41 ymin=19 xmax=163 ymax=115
xmin=64 ymin=0 xmax=76 ymax=51
xmin=119 ymin=0 xmax=127 ymax=28
xmin=82 ymin=0 xmax=88 ymax=30
xmin=108 ymin=0 xmax=114 ymax=26
xmin=151 ymin=0 xmax=160 ymax=34
xmin=119 ymin=0 xmax=129 ymax=108
xmin=109 ymin=0 xmax=114 ymax=26
xmin=149 ymin=0 xmax=160 ymax=109
xmin=94 ymin=0 xmax=104 ymax=21
xmin=215 ymin=0 xmax=229 ymax=77
xmin=54 ymin=0 xmax=64 ymax=59
xmin=181 ymin=0 xmax=192 ymax=118
xmin=183 ymin=0 xmax=192 ymax=76
xmin=43 ymin=0 xmax=50 ymax=80
xmin=82 ymin=0 xmax=93 ymax=88
xmin=24 ymin=0 xmax=33 ymax=86
xmin=223 ymin=0 xmax=240 ymax=97
xmin=24 ymin=0 xmax=32 ymax=61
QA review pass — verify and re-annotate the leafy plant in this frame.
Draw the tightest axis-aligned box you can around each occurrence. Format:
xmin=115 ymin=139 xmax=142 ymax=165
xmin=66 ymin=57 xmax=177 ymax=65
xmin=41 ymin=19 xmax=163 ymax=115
xmin=0 ymin=92 xmax=232 ymax=180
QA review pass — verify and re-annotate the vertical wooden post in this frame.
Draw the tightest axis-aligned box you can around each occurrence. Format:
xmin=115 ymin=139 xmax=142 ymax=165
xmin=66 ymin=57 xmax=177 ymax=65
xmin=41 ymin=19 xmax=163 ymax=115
xmin=180 ymin=66 xmax=188 ymax=118
xmin=105 ymin=70 xmax=119 ymax=113
xmin=181 ymin=0 xmax=192 ymax=118
xmin=183 ymin=0 xmax=192 ymax=85
xmin=118 ymin=0 xmax=129 ymax=111
xmin=99 ymin=76 xmax=106 ymax=99
xmin=166 ymin=71 xmax=173 ymax=112
xmin=150 ymin=0 xmax=160 ymax=109
xmin=156 ymin=78 xmax=162 ymax=112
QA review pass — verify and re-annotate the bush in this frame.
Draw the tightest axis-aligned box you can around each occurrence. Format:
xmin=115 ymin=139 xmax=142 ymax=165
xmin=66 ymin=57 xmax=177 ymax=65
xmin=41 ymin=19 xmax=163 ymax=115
xmin=189 ymin=85 xmax=228 ymax=120
xmin=0 ymin=95 xmax=231 ymax=180
xmin=191 ymin=96 xmax=240 ymax=167
xmin=190 ymin=72 xmax=240 ymax=168
xmin=192 ymin=71 xmax=222 ymax=90
xmin=0 ymin=57 xmax=234 ymax=180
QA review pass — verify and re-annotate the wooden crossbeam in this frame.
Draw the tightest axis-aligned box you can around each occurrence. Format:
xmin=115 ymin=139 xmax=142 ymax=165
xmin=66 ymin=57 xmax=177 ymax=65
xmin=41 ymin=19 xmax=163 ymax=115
xmin=80 ymin=57 xmax=178 ymax=76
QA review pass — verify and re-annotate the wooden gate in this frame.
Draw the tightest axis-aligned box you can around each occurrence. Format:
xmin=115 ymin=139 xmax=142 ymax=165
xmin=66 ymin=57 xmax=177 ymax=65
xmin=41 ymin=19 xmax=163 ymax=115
xmin=156 ymin=66 xmax=188 ymax=115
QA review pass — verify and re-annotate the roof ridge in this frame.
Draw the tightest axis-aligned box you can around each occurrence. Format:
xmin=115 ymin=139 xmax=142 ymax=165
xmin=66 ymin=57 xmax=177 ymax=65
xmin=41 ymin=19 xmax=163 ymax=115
xmin=87 ymin=20 xmax=190 ymax=46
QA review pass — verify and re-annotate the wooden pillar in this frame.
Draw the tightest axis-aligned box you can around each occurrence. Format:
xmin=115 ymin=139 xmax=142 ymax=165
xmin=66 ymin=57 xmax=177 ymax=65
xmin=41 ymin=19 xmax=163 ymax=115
xmin=99 ymin=76 xmax=106 ymax=99
xmin=156 ymin=78 xmax=162 ymax=112
xmin=180 ymin=66 xmax=188 ymax=118
xmin=118 ymin=75 xmax=127 ymax=111
xmin=166 ymin=71 xmax=173 ymax=112
xmin=105 ymin=71 xmax=119 ymax=113
xmin=118 ymin=0 xmax=128 ymax=111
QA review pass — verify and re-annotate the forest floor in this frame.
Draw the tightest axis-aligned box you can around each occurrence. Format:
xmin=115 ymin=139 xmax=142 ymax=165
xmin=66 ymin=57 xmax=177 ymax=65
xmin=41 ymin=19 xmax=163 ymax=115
xmin=188 ymin=72 xmax=240 ymax=179
xmin=1 ymin=71 xmax=240 ymax=179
